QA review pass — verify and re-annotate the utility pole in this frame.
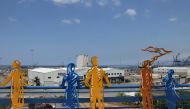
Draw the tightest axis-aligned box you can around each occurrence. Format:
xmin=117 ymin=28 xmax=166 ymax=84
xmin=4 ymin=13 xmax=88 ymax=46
xmin=30 ymin=49 xmax=34 ymax=67
xmin=0 ymin=57 xmax=2 ymax=65
xmin=0 ymin=57 xmax=2 ymax=70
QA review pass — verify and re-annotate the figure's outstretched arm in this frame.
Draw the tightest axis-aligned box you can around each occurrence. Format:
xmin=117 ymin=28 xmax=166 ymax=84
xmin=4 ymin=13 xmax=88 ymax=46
xmin=142 ymin=46 xmax=157 ymax=52
xmin=149 ymin=55 xmax=160 ymax=65
xmin=150 ymin=52 xmax=171 ymax=65
xmin=60 ymin=75 xmax=68 ymax=87
xmin=159 ymin=48 xmax=172 ymax=54
xmin=102 ymin=70 xmax=111 ymax=87
xmin=1 ymin=72 xmax=13 ymax=86
xmin=143 ymin=46 xmax=172 ymax=65
xmin=142 ymin=46 xmax=172 ymax=54
xmin=20 ymin=71 xmax=28 ymax=86
xmin=173 ymin=79 xmax=180 ymax=99
xmin=173 ymin=78 xmax=180 ymax=87
xmin=163 ymin=76 xmax=168 ymax=82
xmin=76 ymin=74 xmax=81 ymax=88
xmin=84 ymin=70 xmax=91 ymax=87
xmin=149 ymin=51 xmax=171 ymax=65
xmin=150 ymin=72 xmax=154 ymax=86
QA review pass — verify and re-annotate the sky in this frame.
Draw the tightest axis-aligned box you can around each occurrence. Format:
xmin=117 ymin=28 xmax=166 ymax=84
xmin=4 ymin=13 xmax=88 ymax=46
xmin=0 ymin=0 xmax=190 ymax=65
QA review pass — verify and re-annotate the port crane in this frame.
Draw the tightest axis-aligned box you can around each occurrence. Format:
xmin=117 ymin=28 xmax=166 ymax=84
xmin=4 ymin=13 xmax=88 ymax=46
xmin=173 ymin=53 xmax=190 ymax=66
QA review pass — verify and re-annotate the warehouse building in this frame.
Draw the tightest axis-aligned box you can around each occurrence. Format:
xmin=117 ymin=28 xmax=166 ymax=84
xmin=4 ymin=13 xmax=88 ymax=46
xmin=28 ymin=68 xmax=67 ymax=86
xmin=28 ymin=67 xmax=125 ymax=86
xmin=28 ymin=54 xmax=125 ymax=86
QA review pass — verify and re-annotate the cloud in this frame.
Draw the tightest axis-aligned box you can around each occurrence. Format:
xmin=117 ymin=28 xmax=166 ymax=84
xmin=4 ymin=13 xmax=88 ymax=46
xmin=144 ymin=9 xmax=151 ymax=17
xmin=113 ymin=13 xmax=122 ymax=19
xmin=161 ymin=0 xmax=170 ymax=2
xmin=8 ymin=17 xmax=17 ymax=22
xmin=52 ymin=0 xmax=80 ymax=5
xmin=61 ymin=19 xmax=73 ymax=24
xmin=153 ymin=0 xmax=170 ymax=2
xmin=19 ymin=0 xmax=84 ymax=6
xmin=169 ymin=17 xmax=177 ymax=22
xmin=83 ymin=0 xmax=92 ymax=7
xmin=97 ymin=0 xmax=108 ymax=7
xmin=18 ymin=0 xmax=121 ymax=7
xmin=97 ymin=0 xmax=121 ymax=7
xmin=49 ymin=0 xmax=121 ymax=7
xmin=18 ymin=0 xmax=36 ymax=4
xmin=73 ymin=18 xmax=80 ymax=24
xmin=113 ymin=8 xmax=137 ymax=20
xmin=51 ymin=0 xmax=93 ymax=7
xmin=125 ymin=9 xmax=137 ymax=17
xmin=61 ymin=18 xmax=80 ymax=24
xmin=112 ymin=0 xmax=121 ymax=6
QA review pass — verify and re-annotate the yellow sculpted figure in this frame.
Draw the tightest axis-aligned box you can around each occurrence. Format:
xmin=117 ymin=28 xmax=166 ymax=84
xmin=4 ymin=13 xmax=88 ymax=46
xmin=1 ymin=60 xmax=26 ymax=109
xmin=84 ymin=56 xmax=111 ymax=109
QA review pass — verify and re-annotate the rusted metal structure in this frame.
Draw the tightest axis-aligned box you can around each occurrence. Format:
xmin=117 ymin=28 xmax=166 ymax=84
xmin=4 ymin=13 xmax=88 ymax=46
xmin=141 ymin=46 xmax=171 ymax=109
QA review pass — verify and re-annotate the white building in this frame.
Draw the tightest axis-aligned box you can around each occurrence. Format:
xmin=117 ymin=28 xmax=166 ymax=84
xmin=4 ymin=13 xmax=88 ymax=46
xmin=76 ymin=54 xmax=88 ymax=68
xmin=153 ymin=67 xmax=190 ymax=84
xmin=153 ymin=67 xmax=190 ymax=76
xmin=76 ymin=67 xmax=125 ymax=83
xmin=28 ymin=68 xmax=67 ymax=86
xmin=28 ymin=67 xmax=125 ymax=86
xmin=105 ymin=68 xmax=125 ymax=83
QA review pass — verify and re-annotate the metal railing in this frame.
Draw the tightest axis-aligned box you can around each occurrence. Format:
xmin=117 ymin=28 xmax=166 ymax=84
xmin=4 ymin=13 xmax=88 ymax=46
xmin=0 ymin=84 xmax=190 ymax=109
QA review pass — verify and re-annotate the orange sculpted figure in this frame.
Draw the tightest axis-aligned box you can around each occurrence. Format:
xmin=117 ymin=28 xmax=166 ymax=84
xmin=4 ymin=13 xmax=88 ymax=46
xmin=1 ymin=60 xmax=26 ymax=109
xmin=84 ymin=56 xmax=111 ymax=109
xmin=141 ymin=46 xmax=171 ymax=109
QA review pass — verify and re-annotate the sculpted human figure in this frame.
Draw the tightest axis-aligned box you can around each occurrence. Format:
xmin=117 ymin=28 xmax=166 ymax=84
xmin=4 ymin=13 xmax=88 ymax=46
xmin=1 ymin=60 xmax=25 ymax=109
xmin=84 ymin=56 xmax=111 ymax=109
xmin=163 ymin=69 xmax=179 ymax=109
xmin=61 ymin=63 xmax=80 ymax=109
xmin=141 ymin=46 xmax=171 ymax=109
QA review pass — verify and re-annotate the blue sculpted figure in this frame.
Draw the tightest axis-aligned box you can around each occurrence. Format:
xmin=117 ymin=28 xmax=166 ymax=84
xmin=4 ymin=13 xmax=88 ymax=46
xmin=163 ymin=69 xmax=180 ymax=109
xmin=61 ymin=63 xmax=81 ymax=109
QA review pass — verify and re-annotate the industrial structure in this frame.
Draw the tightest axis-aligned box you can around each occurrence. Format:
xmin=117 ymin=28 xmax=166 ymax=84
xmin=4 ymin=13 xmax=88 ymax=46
xmin=153 ymin=67 xmax=190 ymax=84
xmin=76 ymin=54 xmax=88 ymax=68
xmin=173 ymin=53 xmax=190 ymax=66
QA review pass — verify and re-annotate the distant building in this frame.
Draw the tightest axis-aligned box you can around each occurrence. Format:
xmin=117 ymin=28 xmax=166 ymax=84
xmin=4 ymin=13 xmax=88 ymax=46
xmin=153 ymin=67 xmax=190 ymax=76
xmin=76 ymin=54 xmax=88 ymax=68
xmin=28 ymin=67 xmax=125 ymax=86
xmin=105 ymin=68 xmax=125 ymax=83
xmin=28 ymin=68 xmax=67 ymax=86
xmin=28 ymin=54 xmax=125 ymax=86
xmin=153 ymin=67 xmax=190 ymax=84
xmin=76 ymin=67 xmax=125 ymax=83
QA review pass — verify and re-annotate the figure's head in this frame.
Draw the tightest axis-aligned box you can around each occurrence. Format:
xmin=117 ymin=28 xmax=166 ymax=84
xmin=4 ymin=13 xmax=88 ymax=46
xmin=67 ymin=63 xmax=75 ymax=74
xmin=91 ymin=56 xmax=98 ymax=67
xmin=12 ymin=60 xmax=21 ymax=69
xmin=168 ymin=69 xmax=174 ymax=77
